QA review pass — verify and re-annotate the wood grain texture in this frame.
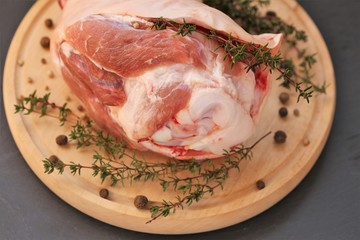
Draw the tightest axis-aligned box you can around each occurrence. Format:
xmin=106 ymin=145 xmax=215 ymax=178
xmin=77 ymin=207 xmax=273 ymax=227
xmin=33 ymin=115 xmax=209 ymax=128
xmin=3 ymin=0 xmax=335 ymax=234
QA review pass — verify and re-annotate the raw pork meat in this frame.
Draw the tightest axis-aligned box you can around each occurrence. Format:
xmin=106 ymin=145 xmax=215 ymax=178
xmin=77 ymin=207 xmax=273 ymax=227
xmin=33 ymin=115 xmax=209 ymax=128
xmin=51 ymin=0 xmax=282 ymax=159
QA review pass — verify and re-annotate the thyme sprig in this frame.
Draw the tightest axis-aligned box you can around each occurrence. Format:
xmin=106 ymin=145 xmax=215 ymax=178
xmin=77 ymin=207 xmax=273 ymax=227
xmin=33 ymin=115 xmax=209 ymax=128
xmin=44 ymin=119 xmax=259 ymax=188
xmin=16 ymin=87 xmax=270 ymax=223
xmin=41 ymin=119 xmax=270 ymax=222
xmin=204 ymin=0 xmax=326 ymax=100
xmin=14 ymin=91 xmax=72 ymax=125
xmin=204 ymin=0 xmax=306 ymax=51
xmin=43 ymin=154 xmax=180 ymax=186
xmin=148 ymin=132 xmax=270 ymax=223
xmin=149 ymin=17 xmax=323 ymax=103
xmin=43 ymin=120 xmax=205 ymax=185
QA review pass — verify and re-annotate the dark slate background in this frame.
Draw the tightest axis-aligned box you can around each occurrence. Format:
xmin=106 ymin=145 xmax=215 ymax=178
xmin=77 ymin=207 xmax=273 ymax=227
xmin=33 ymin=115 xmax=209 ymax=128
xmin=1 ymin=0 xmax=359 ymax=239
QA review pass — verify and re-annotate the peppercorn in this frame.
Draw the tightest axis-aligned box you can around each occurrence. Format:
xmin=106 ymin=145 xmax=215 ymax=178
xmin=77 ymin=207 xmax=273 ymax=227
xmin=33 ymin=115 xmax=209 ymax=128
xmin=266 ymin=11 xmax=277 ymax=18
xmin=134 ymin=195 xmax=148 ymax=209
xmin=274 ymin=130 xmax=287 ymax=144
xmin=49 ymin=155 xmax=59 ymax=164
xmin=294 ymin=109 xmax=300 ymax=117
xmin=27 ymin=77 xmax=34 ymax=84
xmin=56 ymin=135 xmax=68 ymax=146
xmin=99 ymin=188 xmax=109 ymax=199
xmin=256 ymin=180 xmax=266 ymax=190
xmin=45 ymin=19 xmax=54 ymax=29
xmin=77 ymin=105 xmax=85 ymax=112
xmin=47 ymin=70 xmax=55 ymax=78
xmin=40 ymin=37 xmax=50 ymax=49
xmin=51 ymin=103 xmax=56 ymax=109
xmin=279 ymin=107 xmax=288 ymax=118
xmin=279 ymin=92 xmax=290 ymax=104
xmin=17 ymin=60 xmax=24 ymax=67
xmin=41 ymin=58 xmax=47 ymax=64
xmin=303 ymin=138 xmax=310 ymax=146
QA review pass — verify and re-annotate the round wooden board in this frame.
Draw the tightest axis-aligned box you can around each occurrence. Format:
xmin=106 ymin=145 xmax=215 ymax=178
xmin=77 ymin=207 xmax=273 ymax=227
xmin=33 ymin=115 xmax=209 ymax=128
xmin=3 ymin=0 xmax=335 ymax=235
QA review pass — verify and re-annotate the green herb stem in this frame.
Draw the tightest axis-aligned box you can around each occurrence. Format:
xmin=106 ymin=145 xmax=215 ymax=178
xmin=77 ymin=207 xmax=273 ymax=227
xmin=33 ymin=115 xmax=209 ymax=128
xmin=147 ymin=131 xmax=271 ymax=223
xmin=14 ymin=91 xmax=74 ymax=125
xmin=149 ymin=17 xmax=324 ymax=102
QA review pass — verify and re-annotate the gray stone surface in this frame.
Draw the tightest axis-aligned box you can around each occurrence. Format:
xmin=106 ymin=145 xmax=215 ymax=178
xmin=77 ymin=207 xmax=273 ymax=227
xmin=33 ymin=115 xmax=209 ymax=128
xmin=1 ymin=0 xmax=359 ymax=239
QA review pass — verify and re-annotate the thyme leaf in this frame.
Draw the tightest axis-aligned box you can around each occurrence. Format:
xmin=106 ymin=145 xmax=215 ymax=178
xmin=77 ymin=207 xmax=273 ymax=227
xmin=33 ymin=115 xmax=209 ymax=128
xmin=14 ymin=91 xmax=73 ymax=125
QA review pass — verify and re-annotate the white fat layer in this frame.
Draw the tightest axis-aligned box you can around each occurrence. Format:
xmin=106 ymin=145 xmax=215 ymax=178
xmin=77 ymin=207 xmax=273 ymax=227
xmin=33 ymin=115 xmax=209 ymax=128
xmin=109 ymin=76 xmax=145 ymax=140
xmin=60 ymin=42 xmax=76 ymax=58
xmin=109 ymin=64 xmax=202 ymax=140
xmin=85 ymin=14 xmax=152 ymax=28
xmin=176 ymin=109 xmax=194 ymax=125
xmin=188 ymin=89 xmax=254 ymax=154
xmin=152 ymin=127 xmax=172 ymax=142
xmin=109 ymin=57 xmax=256 ymax=155
xmin=149 ymin=88 xmax=254 ymax=155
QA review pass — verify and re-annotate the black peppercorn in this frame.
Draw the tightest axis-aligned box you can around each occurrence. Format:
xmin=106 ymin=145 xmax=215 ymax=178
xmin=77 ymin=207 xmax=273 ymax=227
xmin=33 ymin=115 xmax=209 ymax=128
xmin=279 ymin=107 xmax=288 ymax=118
xmin=40 ymin=37 xmax=51 ymax=49
xmin=134 ymin=195 xmax=148 ymax=209
xmin=56 ymin=135 xmax=68 ymax=146
xmin=303 ymin=138 xmax=310 ymax=146
xmin=45 ymin=19 xmax=54 ymax=29
xmin=41 ymin=58 xmax=47 ymax=64
xmin=99 ymin=188 xmax=109 ymax=199
xmin=266 ymin=11 xmax=277 ymax=18
xmin=256 ymin=180 xmax=266 ymax=190
xmin=279 ymin=92 xmax=290 ymax=104
xmin=77 ymin=105 xmax=85 ymax=112
xmin=27 ymin=77 xmax=34 ymax=84
xmin=49 ymin=155 xmax=59 ymax=164
xmin=274 ymin=131 xmax=287 ymax=144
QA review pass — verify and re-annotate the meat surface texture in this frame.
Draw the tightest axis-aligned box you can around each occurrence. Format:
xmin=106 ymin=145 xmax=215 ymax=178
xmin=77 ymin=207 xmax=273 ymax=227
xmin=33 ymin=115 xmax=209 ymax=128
xmin=51 ymin=0 xmax=282 ymax=160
